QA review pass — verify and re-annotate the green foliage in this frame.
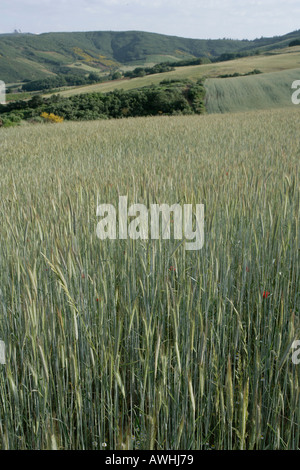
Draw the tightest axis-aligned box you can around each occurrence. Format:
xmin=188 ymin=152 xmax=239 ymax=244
xmin=122 ymin=60 xmax=211 ymax=80
xmin=124 ymin=63 xmax=175 ymax=79
xmin=163 ymin=57 xmax=211 ymax=67
xmin=110 ymin=71 xmax=122 ymax=80
xmin=22 ymin=73 xmax=102 ymax=92
xmin=289 ymin=38 xmax=300 ymax=47
xmin=0 ymin=112 xmax=22 ymax=127
xmin=217 ymin=69 xmax=262 ymax=78
xmin=186 ymin=80 xmax=206 ymax=113
xmin=0 ymin=80 xmax=206 ymax=123
xmin=211 ymin=50 xmax=259 ymax=63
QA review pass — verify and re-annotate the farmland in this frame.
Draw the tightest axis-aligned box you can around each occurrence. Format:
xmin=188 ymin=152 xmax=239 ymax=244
xmin=0 ymin=106 xmax=299 ymax=449
xmin=205 ymin=68 xmax=300 ymax=113
xmin=55 ymin=47 xmax=300 ymax=97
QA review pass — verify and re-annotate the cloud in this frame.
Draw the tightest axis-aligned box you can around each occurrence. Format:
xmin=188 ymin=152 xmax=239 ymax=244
xmin=0 ymin=0 xmax=299 ymax=39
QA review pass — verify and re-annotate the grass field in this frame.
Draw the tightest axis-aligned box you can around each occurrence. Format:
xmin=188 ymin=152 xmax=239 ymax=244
xmin=0 ymin=106 xmax=299 ymax=449
xmin=205 ymin=68 xmax=300 ymax=113
xmin=5 ymin=91 xmax=33 ymax=102
xmin=54 ymin=48 xmax=300 ymax=98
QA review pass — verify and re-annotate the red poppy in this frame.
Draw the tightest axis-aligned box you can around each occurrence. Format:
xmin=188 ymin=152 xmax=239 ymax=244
xmin=169 ymin=266 xmax=176 ymax=272
xmin=81 ymin=274 xmax=85 ymax=279
xmin=263 ymin=291 xmax=270 ymax=299
xmin=246 ymin=266 xmax=250 ymax=272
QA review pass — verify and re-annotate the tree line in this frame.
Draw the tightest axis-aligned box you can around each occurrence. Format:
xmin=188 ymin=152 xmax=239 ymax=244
xmin=0 ymin=79 xmax=206 ymax=127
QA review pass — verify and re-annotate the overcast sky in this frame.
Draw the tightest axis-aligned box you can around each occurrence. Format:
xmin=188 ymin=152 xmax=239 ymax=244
xmin=1 ymin=0 xmax=299 ymax=40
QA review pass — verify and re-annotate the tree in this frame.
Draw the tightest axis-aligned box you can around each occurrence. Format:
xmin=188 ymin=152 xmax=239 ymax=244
xmin=28 ymin=95 xmax=44 ymax=108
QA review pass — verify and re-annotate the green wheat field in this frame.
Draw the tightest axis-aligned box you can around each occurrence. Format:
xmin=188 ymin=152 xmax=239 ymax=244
xmin=0 ymin=106 xmax=299 ymax=449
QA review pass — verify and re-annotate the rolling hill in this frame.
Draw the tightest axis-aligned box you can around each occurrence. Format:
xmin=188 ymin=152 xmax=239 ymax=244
xmin=1 ymin=29 xmax=300 ymax=83
xmin=52 ymin=46 xmax=300 ymax=99
xmin=205 ymin=68 xmax=300 ymax=113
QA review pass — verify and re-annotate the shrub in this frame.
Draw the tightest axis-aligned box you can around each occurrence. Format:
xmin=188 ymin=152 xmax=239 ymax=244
xmin=289 ymin=39 xmax=300 ymax=47
xmin=41 ymin=112 xmax=64 ymax=123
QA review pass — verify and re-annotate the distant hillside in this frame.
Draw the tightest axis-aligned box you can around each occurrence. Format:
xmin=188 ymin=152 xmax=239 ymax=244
xmin=1 ymin=29 xmax=300 ymax=83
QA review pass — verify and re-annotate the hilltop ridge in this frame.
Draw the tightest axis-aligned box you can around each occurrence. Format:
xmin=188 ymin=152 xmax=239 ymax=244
xmin=1 ymin=28 xmax=300 ymax=82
